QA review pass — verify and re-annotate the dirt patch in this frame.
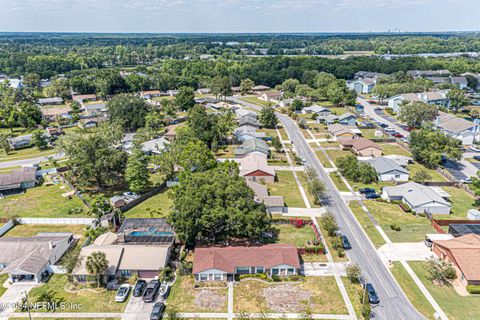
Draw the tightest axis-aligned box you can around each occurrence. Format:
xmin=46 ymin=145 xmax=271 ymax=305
xmin=194 ymin=289 xmax=227 ymax=310
xmin=263 ymin=284 xmax=311 ymax=312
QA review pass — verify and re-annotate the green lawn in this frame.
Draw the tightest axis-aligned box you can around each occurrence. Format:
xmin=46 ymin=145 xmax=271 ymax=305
xmin=277 ymin=126 xmax=289 ymax=141
xmin=0 ymin=184 xmax=89 ymax=218
xmin=326 ymin=149 xmax=352 ymax=164
xmin=442 ymin=186 xmax=476 ymax=219
xmin=317 ymin=219 xmax=349 ymax=262
xmin=274 ymin=222 xmax=317 ymax=247
xmin=267 ymin=150 xmax=289 ymax=165
xmin=361 ymin=128 xmax=384 ymax=139
xmin=410 ymin=261 xmax=480 ymax=320
xmin=316 ymin=151 xmax=333 ymax=168
xmin=407 ymin=163 xmax=448 ymax=182
xmin=239 ymin=96 xmax=273 ymax=107
xmin=124 ymin=188 xmax=173 ymax=218
xmin=319 ymin=141 xmax=340 ymax=148
xmin=329 ymin=107 xmax=348 ymax=116
xmin=27 ymin=275 xmax=127 ymax=313
xmin=342 ymin=277 xmax=364 ymax=320
xmin=378 ymin=143 xmax=412 ymax=157
xmin=390 ymin=262 xmax=436 ymax=320
xmin=296 ymin=171 xmax=321 ymax=208
xmin=214 ymin=145 xmax=236 ymax=158
xmin=258 ymin=128 xmax=279 ymax=139
xmin=349 ymin=202 xmax=386 ymax=248
xmin=364 ymin=201 xmax=437 ymax=242
xmin=329 ymin=172 xmax=349 ymax=192
xmin=0 ymin=147 xmax=57 ymax=162
xmin=3 ymin=224 xmax=86 ymax=238
xmin=268 ymin=171 xmax=305 ymax=208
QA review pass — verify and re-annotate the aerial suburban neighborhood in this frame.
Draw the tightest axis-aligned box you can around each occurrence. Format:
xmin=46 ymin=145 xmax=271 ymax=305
xmin=1 ymin=2 xmax=480 ymax=320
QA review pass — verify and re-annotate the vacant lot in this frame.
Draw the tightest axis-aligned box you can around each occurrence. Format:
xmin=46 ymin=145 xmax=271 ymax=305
xmin=410 ymin=261 xmax=480 ymax=320
xmin=274 ymin=222 xmax=317 ymax=247
xmin=28 ymin=275 xmax=127 ymax=313
xmin=0 ymin=184 xmax=88 ymax=218
xmin=268 ymin=171 xmax=305 ymax=208
xmin=125 ymin=188 xmax=173 ymax=218
xmin=3 ymin=224 xmax=86 ymax=238
xmin=167 ymin=275 xmax=228 ymax=312
xmin=234 ymin=277 xmax=347 ymax=314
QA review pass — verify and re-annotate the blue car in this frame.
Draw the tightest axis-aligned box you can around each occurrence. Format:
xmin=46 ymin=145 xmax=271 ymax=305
xmin=365 ymin=193 xmax=380 ymax=199
xmin=365 ymin=283 xmax=380 ymax=304
xmin=341 ymin=235 xmax=351 ymax=250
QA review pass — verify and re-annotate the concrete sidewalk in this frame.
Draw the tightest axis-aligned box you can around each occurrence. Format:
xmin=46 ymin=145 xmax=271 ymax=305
xmin=377 ymin=242 xmax=434 ymax=263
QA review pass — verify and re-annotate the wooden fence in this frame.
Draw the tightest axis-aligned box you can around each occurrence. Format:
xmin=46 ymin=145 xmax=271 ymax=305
xmin=431 ymin=218 xmax=480 ymax=234
xmin=120 ymin=182 xmax=167 ymax=212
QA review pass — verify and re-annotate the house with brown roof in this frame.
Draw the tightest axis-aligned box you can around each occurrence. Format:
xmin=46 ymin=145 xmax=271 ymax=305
xmin=258 ymin=91 xmax=282 ymax=103
xmin=41 ymin=106 xmax=72 ymax=121
xmin=193 ymin=244 xmax=301 ymax=282
xmin=328 ymin=124 xmax=360 ymax=141
xmin=432 ymin=234 xmax=480 ymax=287
xmin=239 ymin=153 xmax=275 ymax=184
xmin=72 ymin=94 xmax=97 ymax=102
xmin=339 ymin=138 xmax=382 ymax=157
xmin=140 ymin=90 xmax=162 ymax=99
xmin=246 ymin=180 xmax=284 ymax=213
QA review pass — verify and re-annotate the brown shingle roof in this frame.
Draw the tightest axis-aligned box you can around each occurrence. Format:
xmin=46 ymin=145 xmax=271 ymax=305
xmin=0 ymin=168 xmax=36 ymax=190
xmin=193 ymin=244 xmax=300 ymax=274
xmin=338 ymin=138 xmax=382 ymax=151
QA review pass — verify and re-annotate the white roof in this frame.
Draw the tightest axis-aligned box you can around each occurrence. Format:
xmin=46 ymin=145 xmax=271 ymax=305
xmin=425 ymin=234 xmax=454 ymax=241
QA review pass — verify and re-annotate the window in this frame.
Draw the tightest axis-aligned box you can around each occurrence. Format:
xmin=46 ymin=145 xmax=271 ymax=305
xmin=395 ymin=175 xmax=400 ymax=179
xmin=214 ymin=274 xmax=222 ymax=281
xmin=271 ymin=269 xmax=279 ymax=275
xmin=287 ymin=268 xmax=295 ymax=275
xmin=235 ymin=266 xmax=250 ymax=275
xmin=200 ymin=274 xmax=208 ymax=281
xmin=120 ymin=270 xmax=131 ymax=277
xmin=256 ymin=267 xmax=264 ymax=274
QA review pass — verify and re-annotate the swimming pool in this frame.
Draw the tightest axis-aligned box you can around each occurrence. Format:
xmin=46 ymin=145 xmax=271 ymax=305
xmin=130 ymin=231 xmax=173 ymax=237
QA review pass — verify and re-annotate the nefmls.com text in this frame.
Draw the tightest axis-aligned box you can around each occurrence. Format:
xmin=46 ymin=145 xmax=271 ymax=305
xmin=0 ymin=302 xmax=83 ymax=311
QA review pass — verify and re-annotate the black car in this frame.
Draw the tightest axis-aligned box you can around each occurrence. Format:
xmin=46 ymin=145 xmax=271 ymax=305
xmin=341 ymin=235 xmax=351 ymax=250
xmin=359 ymin=188 xmax=376 ymax=194
xmin=378 ymin=123 xmax=388 ymax=128
xmin=150 ymin=302 xmax=165 ymax=320
xmin=474 ymin=155 xmax=480 ymax=161
xmin=161 ymin=285 xmax=171 ymax=300
xmin=365 ymin=283 xmax=380 ymax=304
xmin=365 ymin=193 xmax=380 ymax=199
xmin=143 ymin=280 xmax=160 ymax=303
xmin=364 ymin=123 xmax=375 ymax=128
xmin=133 ymin=280 xmax=147 ymax=297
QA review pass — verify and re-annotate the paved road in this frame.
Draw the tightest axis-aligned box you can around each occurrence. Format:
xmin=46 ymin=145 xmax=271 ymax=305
xmin=357 ymin=98 xmax=409 ymax=137
xmin=0 ymin=152 xmax=64 ymax=169
xmin=232 ymin=97 xmax=425 ymax=320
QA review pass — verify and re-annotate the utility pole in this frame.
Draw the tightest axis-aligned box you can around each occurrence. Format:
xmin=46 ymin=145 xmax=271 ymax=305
xmin=23 ymin=290 xmax=32 ymax=320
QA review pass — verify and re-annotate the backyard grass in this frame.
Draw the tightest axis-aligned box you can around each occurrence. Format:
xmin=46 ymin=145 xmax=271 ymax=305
xmin=319 ymin=141 xmax=340 ymax=148
xmin=442 ymin=186 xmax=476 ymax=219
xmin=297 ymin=171 xmax=321 ymax=208
xmin=361 ymin=128 xmax=384 ymax=139
xmin=390 ymin=262 xmax=436 ymax=320
xmin=239 ymin=96 xmax=273 ymax=107
xmin=274 ymin=222 xmax=317 ymax=247
xmin=0 ymin=184 xmax=88 ymax=218
xmin=166 ymin=275 xmax=228 ymax=312
xmin=378 ymin=143 xmax=412 ymax=157
xmin=214 ymin=145 xmax=235 ymax=158
xmin=233 ymin=277 xmax=348 ymax=314
xmin=329 ymin=107 xmax=348 ymax=115
xmin=326 ymin=149 xmax=352 ymax=164
xmin=27 ymin=275 xmax=127 ymax=313
xmin=268 ymin=171 xmax=305 ymax=208
xmin=267 ymin=150 xmax=289 ymax=165
xmin=315 ymin=151 xmax=333 ymax=168
xmin=258 ymin=128 xmax=279 ymax=139
xmin=329 ymin=172 xmax=349 ymax=192
xmin=3 ymin=224 xmax=86 ymax=238
xmin=407 ymin=163 xmax=448 ymax=182
xmin=409 ymin=261 xmax=480 ymax=320
xmin=364 ymin=200 xmax=437 ymax=242
xmin=349 ymin=202 xmax=386 ymax=248
xmin=124 ymin=188 xmax=173 ymax=218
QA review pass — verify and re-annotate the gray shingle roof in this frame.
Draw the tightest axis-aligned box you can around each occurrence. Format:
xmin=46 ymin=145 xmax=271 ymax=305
xmin=366 ymin=157 xmax=409 ymax=175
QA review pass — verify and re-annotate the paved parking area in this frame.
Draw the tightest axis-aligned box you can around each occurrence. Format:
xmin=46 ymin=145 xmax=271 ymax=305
xmin=377 ymin=242 xmax=434 ymax=263
xmin=122 ymin=293 xmax=161 ymax=320
xmin=443 ymin=160 xmax=468 ymax=181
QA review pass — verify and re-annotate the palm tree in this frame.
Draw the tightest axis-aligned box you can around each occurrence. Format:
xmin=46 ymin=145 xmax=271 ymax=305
xmin=86 ymin=251 xmax=109 ymax=287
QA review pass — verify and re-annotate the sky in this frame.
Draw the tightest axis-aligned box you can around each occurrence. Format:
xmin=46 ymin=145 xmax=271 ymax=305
xmin=0 ymin=0 xmax=478 ymax=33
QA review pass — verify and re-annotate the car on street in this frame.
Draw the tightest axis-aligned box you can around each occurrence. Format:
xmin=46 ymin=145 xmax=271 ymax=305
xmin=133 ymin=279 xmax=147 ymax=297
xmin=341 ymin=235 xmax=352 ymax=250
xmin=393 ymin=133 xmax=404 ymax=138
xmin=461 ymin=178 xmax=473 ymax=184
xmin=150 ymin=302 xmax=165 ymax=320
xmin=385 ymin=127 xmax=395 ymax=132
xmin=377 ymin=122 xmax=388 ymax=128
xmin=365 ymin=283 xmax=380 ymax=304
xmin=143 ymin=280 xmax=160 ymax=303
xmin=470 ymin=146 xmax=480 ymax=152
xmin=359 ymin=188 xmax=376 ymax=194
xmin=474 ymin=155 xmax=480 ymax=161
xmin=365 ymin=193 xmax=380 ymax=199
xmin=115 ymin=284 xmax=131 ymax=302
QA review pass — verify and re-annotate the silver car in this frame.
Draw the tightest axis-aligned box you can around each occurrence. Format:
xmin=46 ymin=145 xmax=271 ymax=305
xmin=115 ymin=284 xmax=131 ymax=302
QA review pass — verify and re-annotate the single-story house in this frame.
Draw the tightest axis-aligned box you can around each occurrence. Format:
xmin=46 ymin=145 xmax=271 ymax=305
xmin=246 ymin=180 xmax=284 ymax=213
xmin=7 ymin=135 xmax=32 ymax=150
xmin=72 ymin=94 xmax=97 ymax=102
xmin=78 ymin=116 xmax=108 ymax=129
xmin=0 ymin=167 xmax=37 ymax=195
xmin=407 ymin=70 xmax=451 ymax=78
xmin=382 ymin=182 xmax=451 ymax=214
xmin=258 ymin=91 xmax=282 ymax=103
xmin=450 ymin=76 xmax=468 ymax=90
xmin=239 ymin=153 xmax=275 ymax=184
xmin=37 ymin=97 xmax=63 ymax=105
xmin=193 ymin=243 xmax=301 ymax=282
xmin=467 ymin=209 xmax=480 ymax=221
xmin=302 ymin=105 xmax=331 ymax=116
xmin=83 ymin=103 xmax=107 ymax=117
xmin=140 ymin=90 xmax=162 ymax=99
xmin=197 ymin=88 xmax=211 ymax=95
xmin=234 ymin=128 xmax=266 ymax=142
xmin=0 ymin=233 xmax=74 ymax=283
xmin=348 ymin=78 xmax=375 ymax=94
xmin=432 ymin=234 xmax=480 ymax=288
xmin=41 ymin=106 xmax=71 ymax=121
xmin=337 ymin=112 xmax=357 ymax=126
xmin=435 ymin=112 xmax=478 ymax=145
xmin=354 ymin=71 xmax=387 ymax=80
xmin=365 ymin=156 xmax=409 ymax=182
xmin=328 ymin=124 xmax=360 ymax=141
xmin=237 ymin=114 xmax=260 ymax=132
xmin=234 ymin=108 xmax=255 ymax=119
xmin=339 ymin=138 xmax=383 ymax=157
xmin=140 ymin=137 xmax=170 ymax=155
xmin=0 ymin=78 xmax=22 ymax=89
xmin=234 ymin=138 xmax=270 ymax=158
xmin=253 ymin=85 xmax=271 ymax=92
xmin=383 ymin=154 xmax=413 ymax=167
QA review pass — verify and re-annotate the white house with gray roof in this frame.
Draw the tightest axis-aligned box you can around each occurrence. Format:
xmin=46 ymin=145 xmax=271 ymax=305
xmin=435 ymin=112 xmax=478 ymax=145
xmin=382 ymin=182 xmax=451 ymax=215
xmin=365 ymin=156 xmax=409 ymax=182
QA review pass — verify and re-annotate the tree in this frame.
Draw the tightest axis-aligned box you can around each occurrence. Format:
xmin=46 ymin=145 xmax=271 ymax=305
xmin=125 ymin=145 xmax=151 ymax=194
xmin=271 ymin=136 xmax=282 ymax=152
xmin=447 ymin=89 xmax=469 ymax=113
xmin=187 ymin=105 xmax=234 ymax=149
xmin=398 ymin=101 xmax=438 ymax=128
xmin=210 ymin=76 xmax=232 ymax=100
xmin=259 ymin=106 xmax=278 ymax=129
xmin=305 ymin=167 xmax=326 ymax=204
xmin=107 ymin=94 xmax=150 ymax=131
xmin=411 ymin=169 xmax=432 ymax=183
xmin=32 ymin=130 xmax=48 ymax=150
xmin=23 ymin=73 xmax=40 ymax=90
xmin=86 ymin=251 xmax=109 ymax=287
xmin=175 ymin=86 xmax=196 ymax=111
xmin=169 ymin=162 xmax=272 ymax=246
xmin=0 ymin=133 xmax=10 ymax=154
xmin=281 ymin=78 xmax=301 ymax=98
xmin=59 ymin=123 xmax=127 ymax=190
xmin=125 ymin=73 xmax=151 ymax=92
xmin=239 ymin=78 xmax=254 ymax=95
xmin=70 ymin=76 xmax=96 ymax=94
xmin=409 ymin=127 xmax=462 ymax=169
xmin=290 ymin=99 xmax=304 ymax=112
xmin=424 ymin=257 xmax=457 ymax=286
xmin=359 ymin=288 xmax=372 ymax=320
xmin=319 ymin=212 xmax=338 ymax=237
xmin=44 ymin=78 xmax=70 ymax=99
xmin=314 ymin=72 xmax=336 ymax=98
xmin=336 ymin=155 xmax=377 ymax=184
xmin=345 ymin=263 xmax=362 ymax=283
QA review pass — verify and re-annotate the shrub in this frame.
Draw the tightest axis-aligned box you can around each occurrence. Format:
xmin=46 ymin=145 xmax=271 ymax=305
xmin=390 ymin=224 xmax=401 ymax=232
xmin=346 ymin=263 xmax=362 ymax=283
xmin=239 ymin=273 xmax=268 ymax=280
xmin=319 ymin=212 xmax=338 ymax=237
xmin=272 ymin=274 xmax=281 ymax=282
xmin=399 ymin=203 xmax=412 ymax=212
xmin=467 ymin=285 xmax=480 ymax=294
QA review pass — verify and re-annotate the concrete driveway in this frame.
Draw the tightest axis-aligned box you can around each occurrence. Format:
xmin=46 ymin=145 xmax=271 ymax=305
xmin=122 ymin=294 xmax=159 ymax=320
xmin=302 ymin=262 xmax=348 ymax=276
xmin=377 ymin=242 xmax=434 ymax=263
xmin=0 ymin=282 xmax=37 ymax=318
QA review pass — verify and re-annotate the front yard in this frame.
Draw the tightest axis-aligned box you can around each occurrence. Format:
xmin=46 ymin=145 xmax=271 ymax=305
xmin=27 ymin=275 xmax=127 ymax=313
xmin=296 ymin=171 xmax=321 ymax=208
xmin=166 ymin=275 xmax=228 ymax=312
xmin=273 ymin=221 xmax=317 ymax=247
xmin=268 ymin=171 xmax=305 ymax=208
xmin=0 ymin=184 xmax=89 ymax=218
xmin=407 ymin=163 xmax=448 ymax=182
xmin=233 ymin=277 xmax=348 ymax=314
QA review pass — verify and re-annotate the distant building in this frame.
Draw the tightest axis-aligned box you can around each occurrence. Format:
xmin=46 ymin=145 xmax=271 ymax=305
xmin=258 ymin=91 xmax=282 ymax=103
xmin=387 ymin=91 xmax=449 ymax=113
xmin=348 ymin=78 xmax=375 ymax=94
xmin=140 ymin=90 xmax=162 ymax=99
xmin=435 ymin=112 xmax=478 ymax=145
xmin=37 ymin=97 xmax=63 ymax=105
xmin=339 ymin=138 xmax=382 ymax=157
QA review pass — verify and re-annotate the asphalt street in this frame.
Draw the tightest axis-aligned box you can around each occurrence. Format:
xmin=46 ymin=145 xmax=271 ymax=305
xmin=232 ymin=97 xmax=425 ymax=320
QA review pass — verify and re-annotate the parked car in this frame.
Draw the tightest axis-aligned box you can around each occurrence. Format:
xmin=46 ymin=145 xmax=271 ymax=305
xmin=461 ymin=178 xmax=473 ymax=184
xmin=364 ymin=123 xmax=375 ymax=128
xmin=359 ymin=188 xmax=376 ymax=194
xmin=115 ymin=284 xmax=131 ymax=302
xmin=365 ymin=193 xmax=380 ymax=199
xmin=160 ymin=285 xmax=171 ymax=300
xmin=365 ymin=283 xmax=380 ymax=304
xmin=143 ymin=280 xmax=161 ymax=303
xmin=150 ymin=302 xmax=165 ymax=320
xmin=473 ymin=155 xmax=480 ymax=161
xmin=393 ymin=133 xmax=404 ymax=138
xmin=377 ymin=122 xmax=388 ymax=128
xmin=341 ymin=235 xmax=351 ymax=250
xmin=385 ymin=127 xmax=395 ymax=132
xmin=470 ymin=146 xmax=480 ymax=152
xmin=133 ymin=280 xmax=147 ymax=297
